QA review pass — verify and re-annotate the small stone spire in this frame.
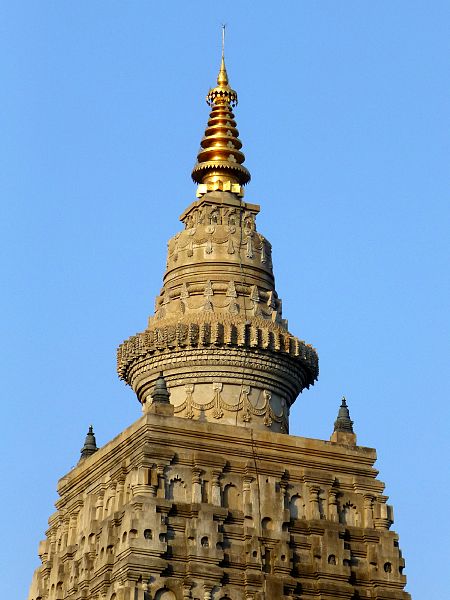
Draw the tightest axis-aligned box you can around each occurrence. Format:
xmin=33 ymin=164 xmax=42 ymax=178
xmin=331 ymin=397 xmax=356 ymax=446
xmin=334 ymin=396 xmax=354 ymax=433
xmin=192 ymin=27 xmax=250 ymax=196
xmin=151 ymin=372 xmax=171 ymax=404
xmin=147 ymin=372 xmax=174 ymax=417
xmin=80 ymin=425 xmax=98 ymax=460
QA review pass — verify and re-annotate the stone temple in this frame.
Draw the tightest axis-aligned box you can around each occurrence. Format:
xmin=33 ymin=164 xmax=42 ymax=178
xmin=28 ymin=46 xmax=411 ymax=600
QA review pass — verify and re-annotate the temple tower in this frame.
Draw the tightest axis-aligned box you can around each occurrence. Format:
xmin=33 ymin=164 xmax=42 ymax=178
xmin=28 ymin=42 xmax=410 ymax=600
xmin=116 ymin=44 xmax=318 ymax=433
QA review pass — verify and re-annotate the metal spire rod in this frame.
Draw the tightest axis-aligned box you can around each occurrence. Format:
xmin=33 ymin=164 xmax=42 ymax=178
xmin=221 ymin=23 xmax=226 ymax=60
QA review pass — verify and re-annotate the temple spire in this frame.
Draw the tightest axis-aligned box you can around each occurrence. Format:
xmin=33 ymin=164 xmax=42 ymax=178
xmin=192 ymin=28 xmax=250 ymax=197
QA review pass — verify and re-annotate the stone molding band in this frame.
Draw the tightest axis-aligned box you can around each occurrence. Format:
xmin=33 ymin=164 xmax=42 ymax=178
xmin=126 ymin=348 xmax=311 ymax=409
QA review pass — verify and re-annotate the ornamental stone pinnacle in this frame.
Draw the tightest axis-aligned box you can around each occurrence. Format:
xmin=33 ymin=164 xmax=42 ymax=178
xmin=79 ymin=425 xmax=98 ymax=461
xmin=148 ymin=372 xmax=174 ymax=417
xmin=334 ymin=396 xmax=354 ymax=432
xmin=151 ymin=373 xmax=170 ymax=404
xmin=331 ymin=396 xmax=357 ymax=445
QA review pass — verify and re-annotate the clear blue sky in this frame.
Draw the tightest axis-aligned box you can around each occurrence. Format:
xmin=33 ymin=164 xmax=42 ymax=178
xmin=1 ymin=2 xmax=448 ymax=598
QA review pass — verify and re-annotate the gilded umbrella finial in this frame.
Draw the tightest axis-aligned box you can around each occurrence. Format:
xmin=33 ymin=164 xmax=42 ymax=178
xmin=192 ymin=27 xmax=250 ymax=196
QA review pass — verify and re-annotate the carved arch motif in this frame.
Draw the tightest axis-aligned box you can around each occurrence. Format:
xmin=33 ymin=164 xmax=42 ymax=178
xmin=167 ymin=475 xmax=187 ymax=502
xmin=223 ymin=483 xmax=241 ymax=510
xmin=209 ymin=207 xmax=220 ymax=224
xmin=339 ymin=501 xmax=360 ymax=526
xmin=289 ymin=494 xmax=305 ymax=519
xmin=154 ymin=589 xmax=176 ymax=600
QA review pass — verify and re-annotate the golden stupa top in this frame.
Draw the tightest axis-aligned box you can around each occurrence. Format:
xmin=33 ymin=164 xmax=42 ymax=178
xmin=192 ymin=29 xmax=250 ymax=196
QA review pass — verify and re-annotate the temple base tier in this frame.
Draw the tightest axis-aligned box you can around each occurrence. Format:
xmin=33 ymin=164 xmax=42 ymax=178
xmin=28 ymin=412 xmax=410 ymax=600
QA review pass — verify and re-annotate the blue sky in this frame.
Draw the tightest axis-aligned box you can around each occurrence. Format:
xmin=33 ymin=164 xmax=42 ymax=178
xmin=1 ymin=2 xmax=449 ymax=598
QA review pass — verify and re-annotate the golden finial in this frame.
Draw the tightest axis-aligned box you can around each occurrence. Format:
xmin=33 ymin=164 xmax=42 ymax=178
xmin=206 ymin=25 xmax=236 ymax=107
xmin=217 ymin=24 xmax=228 ymax=86
xmin=191 ymin=27 xmax=250 ymax=195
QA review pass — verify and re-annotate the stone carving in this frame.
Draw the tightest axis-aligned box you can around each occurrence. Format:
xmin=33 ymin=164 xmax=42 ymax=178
xmin=226 ymin=280 xmax=237 ymax=299
xmin=184 ymin=384 xmax=195 ymax=419
xmin=249 ymin=285 xmax=260 ymax=317
xmin=212 ymin=383 xmax=224 ymax=419
xmin=226 ymin=281 xmax=239 ymax=315
xmin=339 ymin=501 xmax=360 ymax=527
xmin=167 ymin=223 xmax=271 ymax=268
xmin=118 ymin=316 xmax=318 ymax=386
xmin=364 ymin=494 xmax=375 ymax=528
xmin=191 ymin=467 xmax=202 ymax=503
xmin=155 ymin=590 xmax=176 ymax=600
xmin=223 ymin=484 xmax=240 ymax=510
xmin=167 ymin=475 xmax=187 ymax=502
xmin=180 ymin=283 xmax=190 ymax=314
xmin=246 ymin=232 xmax=254 ymax=258
xmin=241 ymin=386 xmax=252 ymax=422
xmin=173 ymin=384 xmax=287 ymax=431
xmin=153 ymin=279 xmax=283 ymax=324
xmin=203 ymin=281 xmax=214 ymax=312
xmin=289 ymin=494 xmax=305 ymax=520
xmin=327 ymin=489 xmax=339 ymax=522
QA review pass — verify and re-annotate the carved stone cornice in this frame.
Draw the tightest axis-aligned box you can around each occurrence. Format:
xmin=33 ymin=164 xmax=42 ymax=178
xmin=117 ymin=314 xmax=318 ymax=387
